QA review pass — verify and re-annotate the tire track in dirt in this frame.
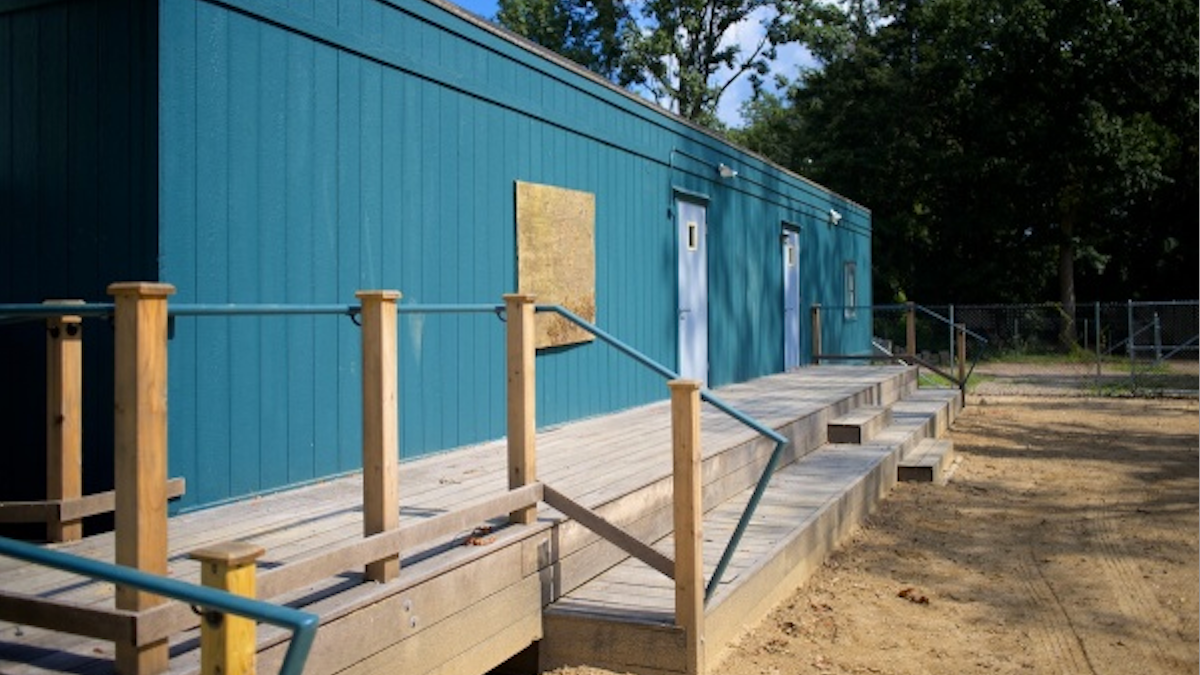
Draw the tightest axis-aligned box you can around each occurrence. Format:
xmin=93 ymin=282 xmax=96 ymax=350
xmin=1013 ymin=551 xmax=1097 ymax=675
xmin=1087 ymin=503 xmax=1185 ymax=659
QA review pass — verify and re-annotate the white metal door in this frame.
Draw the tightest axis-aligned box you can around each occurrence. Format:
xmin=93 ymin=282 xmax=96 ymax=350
xmin=783 ymin=229 xmax=801 ymax=369
xmin=677 ymin=200 xmax=708 ymax=384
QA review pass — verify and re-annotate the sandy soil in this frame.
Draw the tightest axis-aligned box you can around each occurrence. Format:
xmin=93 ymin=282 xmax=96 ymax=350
xmin=546 ymin=394 xmax=1199 ymax=675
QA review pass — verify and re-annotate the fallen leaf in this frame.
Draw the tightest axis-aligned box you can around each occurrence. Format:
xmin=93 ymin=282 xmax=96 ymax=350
xmin=898 ymin=587 xmax=930 ymax=604
xmin=464 ymin=525 xmax=496 ymax=546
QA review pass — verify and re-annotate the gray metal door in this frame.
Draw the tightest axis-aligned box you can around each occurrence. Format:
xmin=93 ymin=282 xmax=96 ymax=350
xmin=677 ymin=199 xmax=708 ymax=384
xmin=783 ymin=229 xmax=801 ymax=369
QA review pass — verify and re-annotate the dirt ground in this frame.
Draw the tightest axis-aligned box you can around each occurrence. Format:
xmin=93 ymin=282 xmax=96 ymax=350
xmin=547 ymin=394 xmax=1199 ymax=675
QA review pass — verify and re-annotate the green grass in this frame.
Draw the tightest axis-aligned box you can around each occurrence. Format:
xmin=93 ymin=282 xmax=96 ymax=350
xmin=917 ymin=370 xmax=987 ymax=391
xmin=979 ymin=352 xmax=1178 ymax=376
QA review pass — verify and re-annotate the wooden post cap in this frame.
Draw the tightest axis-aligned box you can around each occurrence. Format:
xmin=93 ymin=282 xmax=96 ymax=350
xmin=190 ymin=542 xmax=266 ymax=567
xmin=106 ymin=282 xmax=177 ymax=298
xmin=44 ymin=300 xmax=84 ymax=331
xmin=668 ymin=379 xmax=702 ymax=392
xmin=355 ymin=290 xmax=402 ymax=301
xmin=502 ymin=293 xmax=537 ymax=303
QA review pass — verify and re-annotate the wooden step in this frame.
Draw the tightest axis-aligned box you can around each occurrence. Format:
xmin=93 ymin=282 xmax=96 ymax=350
xmin=898 ymin=438 xmax=955 ymax=483
xmin=543 ymin=441 xmax=901 ymax=675
xmin=827 ymin=406 xmax=892 ymax=444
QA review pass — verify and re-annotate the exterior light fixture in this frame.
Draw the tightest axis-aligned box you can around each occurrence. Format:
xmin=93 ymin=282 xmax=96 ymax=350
xmin=718 ymin=163 xmax=738 ymax=179
xmin=828 ymin=209 xmax=842 ymax=227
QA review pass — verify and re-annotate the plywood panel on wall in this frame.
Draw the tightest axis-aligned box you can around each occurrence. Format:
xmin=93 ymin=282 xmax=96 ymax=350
xmin=515 ymin=181 xmax=596 ymax=349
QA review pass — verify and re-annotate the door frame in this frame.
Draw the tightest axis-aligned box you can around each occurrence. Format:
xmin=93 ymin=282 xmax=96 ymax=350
xmin=675 ymin=191 xmax=709 ymax=384
xmin=782 ymin=224 xmax=802 ymax=370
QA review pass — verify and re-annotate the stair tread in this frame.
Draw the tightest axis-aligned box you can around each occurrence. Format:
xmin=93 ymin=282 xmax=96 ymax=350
xmin=828 ymin=406 xmax=889 ymax=425
xmin=900 ymin=438 xmax=954 ymax=467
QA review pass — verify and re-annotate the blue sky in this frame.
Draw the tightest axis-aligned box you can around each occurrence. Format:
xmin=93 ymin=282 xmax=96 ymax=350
xmin=445 ymin=0 xmax=815 ymax=128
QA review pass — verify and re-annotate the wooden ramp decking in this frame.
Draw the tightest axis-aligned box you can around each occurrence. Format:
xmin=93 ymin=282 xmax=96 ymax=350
xmin=0 ymin=366 xmax=961 ymax=675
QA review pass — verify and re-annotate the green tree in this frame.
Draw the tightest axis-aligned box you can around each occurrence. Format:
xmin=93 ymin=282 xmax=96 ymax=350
xmin=621 ymin=0 xmax=791 ymax=127
xmin=495 ymin=0 xmax=637 ymax=82
xmin=741 ymin=0 xmax=1197 ymax=320
xmin=498 ymin=0 xmax=837 ymax=128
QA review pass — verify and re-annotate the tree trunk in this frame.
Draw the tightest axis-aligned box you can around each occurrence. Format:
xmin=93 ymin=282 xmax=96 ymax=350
xmin=1057 ymin=207 xmax=1077 ymax=351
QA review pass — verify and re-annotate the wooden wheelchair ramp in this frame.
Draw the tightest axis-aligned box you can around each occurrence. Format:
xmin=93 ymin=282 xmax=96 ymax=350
xmin=0 ymin=367 xmax=960 ymax=675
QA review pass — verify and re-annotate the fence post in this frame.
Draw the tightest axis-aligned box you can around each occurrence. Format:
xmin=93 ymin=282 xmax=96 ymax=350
xmin=948 ymin=305 xmax=955 ymax=371
xmin=504 ymin=294 xmax=537 ymax=525
xmin=810 ymin=303 xmax=822 ymax=363
xmin=45 ymin=300 xmax=84 ymax=542
xmin=669 ymin=379 xmax=704 ymax=675
xmin=190 ymin=542 xmax=266 ymax=675
xmin=1094 ymin=301 xmax=1101 ymax=377
xmin=956 ymin=324 xmax=967 ymax=383
xmin=109 ymin=282 xmax=175 ymax=675
xmin=1153 ymin=313 xmax=1162 ymax=363
xmin=356 ymin=290 xmax=402 ymax=583
xmin=905 ymin=301 xmax=916 ymax=356
xmin=1127 ymin=300 xmax=1136 ymax=391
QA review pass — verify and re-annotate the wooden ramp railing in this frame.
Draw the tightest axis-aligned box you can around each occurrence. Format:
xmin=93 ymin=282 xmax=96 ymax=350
xmin=0 ymin=284 xmax=787 ymax=675
xmin=0 ymin=287 xmax=551 ymax=675
xmin=0 ymin=295 xmax=186 ymax=542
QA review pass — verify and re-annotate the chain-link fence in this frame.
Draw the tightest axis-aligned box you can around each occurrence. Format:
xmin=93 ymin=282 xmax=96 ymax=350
xmin=870 ymin=301 xmax=1199 ymax=397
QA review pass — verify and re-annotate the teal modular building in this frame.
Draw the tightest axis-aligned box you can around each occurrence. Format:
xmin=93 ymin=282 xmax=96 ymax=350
xmin=0 ymin=0 xmax=873 ymax=514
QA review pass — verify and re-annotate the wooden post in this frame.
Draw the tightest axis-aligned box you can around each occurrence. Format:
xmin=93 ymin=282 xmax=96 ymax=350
xmin=810 ymin=303 xmax=822 ymax=363
xmin=504 ymin=294 xmax=537 ymax=525
xmin=45 ymin=300 xmax=84 ymax=542
xmin=670 ymin=379 xmax=704 ymax=675
xmin=109 ymin=282 xmax=175 ymax=675
xmin=905 ymin=301 xmax=917 ymax=357
xmin=956 ymin=324 xmax=967 ymax=383
xmin=356 ymin=290 xmax=401 ymax=583
xmin=190 ymin=542 xmax=265 ymax=675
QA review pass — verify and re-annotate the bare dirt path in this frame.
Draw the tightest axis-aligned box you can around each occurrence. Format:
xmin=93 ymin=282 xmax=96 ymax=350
xmin=547 ymin=395 xmax=1199 ymax=675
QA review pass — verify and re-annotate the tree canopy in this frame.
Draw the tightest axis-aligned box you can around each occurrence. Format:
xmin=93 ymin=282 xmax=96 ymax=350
xmin=735 ymin=0 xmax=1198 ymax=307
xmin=493 ymin=0 xmax=1195 ymax=307
xmin=495 ymin=0 xmax=816 ymax=127
xmin=495 ymin=0 xmax=637 ymax=82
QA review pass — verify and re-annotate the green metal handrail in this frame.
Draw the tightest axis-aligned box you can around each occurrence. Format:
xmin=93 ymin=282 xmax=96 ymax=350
xmin=0 ymin=302 xmax=116 ymax=324
xmin=538 ymin=305 xmax=790 ymax=603
xmin=0 ymin=536 xmax=318 ymax=675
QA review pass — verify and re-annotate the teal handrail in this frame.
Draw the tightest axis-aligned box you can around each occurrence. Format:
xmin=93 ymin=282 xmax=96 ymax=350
xmin=0 ymin=303 xmax=115 ymax=324
xmin=0 ymin=536 xmax=318 ymax=675
xmin=538 ymin=305 xmax=789 ymax=603
xmin=0 ymin=301 xmax=511 ymax=322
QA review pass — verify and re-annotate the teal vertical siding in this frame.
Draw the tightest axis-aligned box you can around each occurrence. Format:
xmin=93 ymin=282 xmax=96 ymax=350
xmin=2 ymin=0 xmax=873 ymax=516
xmin=0 ymin=0 xmax=159 ymax=528
xmin=0 ymin=0 xmax=863 ymax=511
